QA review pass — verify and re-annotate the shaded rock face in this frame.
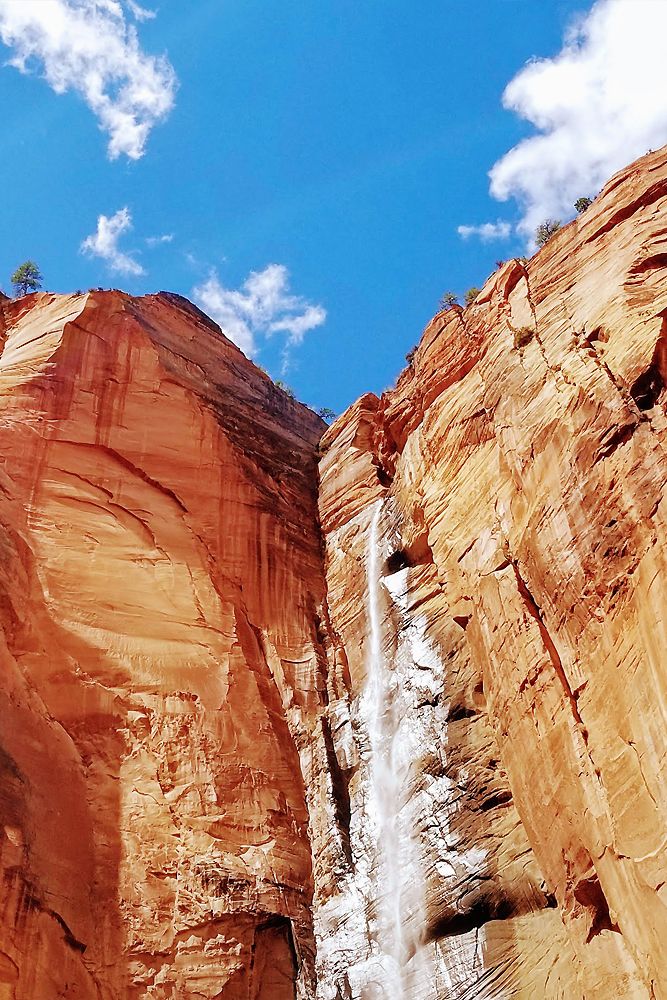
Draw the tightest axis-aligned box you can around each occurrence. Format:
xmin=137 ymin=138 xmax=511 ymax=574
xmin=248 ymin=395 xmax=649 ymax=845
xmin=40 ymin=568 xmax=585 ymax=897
xmin=315 ymin=146 xmax=667 ymax=999
xmin=1 ymin=146 xmax=667 ymax=1000
xmin=0 ymin=291 xmax=326 ymax=998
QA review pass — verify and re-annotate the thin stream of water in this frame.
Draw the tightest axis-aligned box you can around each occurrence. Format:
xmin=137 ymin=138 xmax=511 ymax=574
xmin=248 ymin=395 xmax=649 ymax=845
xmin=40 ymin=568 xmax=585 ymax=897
xmin=365 ymin=500 xmax=407 ymax=998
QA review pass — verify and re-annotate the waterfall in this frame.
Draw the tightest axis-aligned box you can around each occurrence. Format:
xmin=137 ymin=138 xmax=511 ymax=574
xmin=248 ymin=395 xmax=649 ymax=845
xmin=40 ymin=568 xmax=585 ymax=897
xmin=361 ymin=500 xmax=465 ymax=1000
xmin=364 ymin=499 xmax=408 ymax=998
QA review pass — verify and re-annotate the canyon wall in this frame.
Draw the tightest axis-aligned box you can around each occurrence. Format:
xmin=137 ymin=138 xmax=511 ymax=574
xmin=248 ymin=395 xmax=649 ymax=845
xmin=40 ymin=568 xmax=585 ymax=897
xmin=0 ymin=290 xmax=327 ymax=998
xmin=0 ymin=145 xmax=667 ymax=1000
xmin=315 ymin=146 xmax=667 ymax=998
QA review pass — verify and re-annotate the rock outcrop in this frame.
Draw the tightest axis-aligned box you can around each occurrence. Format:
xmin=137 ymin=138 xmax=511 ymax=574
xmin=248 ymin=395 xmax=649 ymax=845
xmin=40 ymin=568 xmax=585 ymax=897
xmin=316 ymin=146 xmax=667 ymax=998
xmin=0 ymin=290 xmax=326 ymax=998
xmin=1 ymin=145 xmax=667 ymax=1000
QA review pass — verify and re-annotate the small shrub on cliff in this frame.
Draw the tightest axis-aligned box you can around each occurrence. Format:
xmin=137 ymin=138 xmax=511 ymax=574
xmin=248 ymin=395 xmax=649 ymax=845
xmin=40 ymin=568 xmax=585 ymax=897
xmin=439 ymin=291 xmax=458 ymax=310
xmin=405 ymin=345 xmax=417 ymax=364
xmin=574 ymin=196 xmax=593 ymax=214
xmin=275 ymin=379 xmax=296 ymax=399
xmin=535 ymin=219 xmax=561 ymax=247
xmin=316 ymin=407 xmax=336 ymax=423
xmin=464 ymin=286 xmax=480 ymax=307
xmin=513 ymin=326 xmax=534 ymax=349
xmin=11 ymin=260 xmax=43 ymax=297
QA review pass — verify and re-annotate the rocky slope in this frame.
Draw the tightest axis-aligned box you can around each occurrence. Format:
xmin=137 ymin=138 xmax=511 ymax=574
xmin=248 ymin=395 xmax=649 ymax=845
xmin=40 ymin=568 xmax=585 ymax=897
xmin=316 ymin=145 xmax=667 ymax=998
xmin=1 ymin=145 xmax=667 ymax=1000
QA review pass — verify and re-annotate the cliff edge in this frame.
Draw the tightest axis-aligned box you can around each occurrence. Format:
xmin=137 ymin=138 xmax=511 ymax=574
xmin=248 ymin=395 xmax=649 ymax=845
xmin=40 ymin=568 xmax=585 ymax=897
xmin=1 ymin=144 xmax=667 ymax=1000
xmin=316 ymin=145 xmax=667 ymax=998
xmin=0 ymin=289 xmax=326 ymax=998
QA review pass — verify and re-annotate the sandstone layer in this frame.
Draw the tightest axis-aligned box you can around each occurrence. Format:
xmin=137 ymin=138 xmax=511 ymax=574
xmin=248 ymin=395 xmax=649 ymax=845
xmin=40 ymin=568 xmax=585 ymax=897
xmin=2 ymin=145 xmax=667 ymax=1000
xmin=315 ymin=146 xmax=667 ymax=998
xmin=0 ymin=290 xmax=326 ymax=998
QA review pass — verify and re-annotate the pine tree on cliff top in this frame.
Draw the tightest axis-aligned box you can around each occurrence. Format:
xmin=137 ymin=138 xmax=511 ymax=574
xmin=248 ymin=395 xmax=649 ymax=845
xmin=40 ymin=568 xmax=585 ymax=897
xmin=11 ymin=261 xmax=43 ymax=297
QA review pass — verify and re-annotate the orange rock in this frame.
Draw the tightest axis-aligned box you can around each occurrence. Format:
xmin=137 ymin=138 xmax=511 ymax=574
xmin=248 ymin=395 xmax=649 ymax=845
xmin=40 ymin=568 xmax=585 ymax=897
xmin=3 ymin=144 xmax=667 ymax=1000
xmin=0 ymin=290 xmax=325 ymax=998
xmin=316 ymin=146 xmax=667 ymax=998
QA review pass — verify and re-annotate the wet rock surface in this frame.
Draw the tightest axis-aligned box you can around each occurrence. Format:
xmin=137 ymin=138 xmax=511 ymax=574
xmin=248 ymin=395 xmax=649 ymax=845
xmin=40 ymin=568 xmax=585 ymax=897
xmin=2 ymin=145 xmax=667 ymax=999
xmin=315 ymin=147 xmax=667 ymax=998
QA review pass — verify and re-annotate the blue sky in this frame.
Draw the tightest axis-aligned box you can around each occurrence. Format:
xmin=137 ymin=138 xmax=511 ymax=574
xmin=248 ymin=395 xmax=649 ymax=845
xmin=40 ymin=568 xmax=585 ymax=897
xmin=1 ymin=0 xmax=666 ymax=415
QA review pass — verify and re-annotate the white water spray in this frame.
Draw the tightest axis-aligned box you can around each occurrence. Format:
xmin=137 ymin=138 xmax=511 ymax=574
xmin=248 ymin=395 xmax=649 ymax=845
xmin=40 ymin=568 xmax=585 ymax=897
xmin=364 ymin=500 xmax=409 ymax=998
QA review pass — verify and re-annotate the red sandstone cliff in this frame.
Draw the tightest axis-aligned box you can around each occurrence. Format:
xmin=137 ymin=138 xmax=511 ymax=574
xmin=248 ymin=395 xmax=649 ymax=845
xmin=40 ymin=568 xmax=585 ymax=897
xmin=1 ymin=145 xmax=667 ymax=1000
xmin=316 ymin=146 xmax=667 ymax=998
xmin=0 ymin=290 xmax=326 ymax=998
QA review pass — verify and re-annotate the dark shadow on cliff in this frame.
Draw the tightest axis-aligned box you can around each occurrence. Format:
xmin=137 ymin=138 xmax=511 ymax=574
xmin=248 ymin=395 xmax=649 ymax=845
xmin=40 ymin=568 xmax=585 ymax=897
xmin=0 ymin=496 xmax=127 ymax=999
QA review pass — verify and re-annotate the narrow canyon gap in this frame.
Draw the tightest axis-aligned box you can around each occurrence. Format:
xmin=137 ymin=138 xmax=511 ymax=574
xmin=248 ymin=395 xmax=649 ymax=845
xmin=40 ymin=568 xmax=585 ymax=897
xmin=2 ymin=146 xmax=667 ymax=998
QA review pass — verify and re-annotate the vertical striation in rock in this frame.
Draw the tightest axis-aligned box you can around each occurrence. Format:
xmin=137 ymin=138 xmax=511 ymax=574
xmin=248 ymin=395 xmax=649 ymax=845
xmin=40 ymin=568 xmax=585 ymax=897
xmin=0 ymin=290 xmax=326 ymax=998
xmin=2 ymin=145 xmax=667 ymax=1000
xmin=315 ymin=146 xmax=667 ymax=998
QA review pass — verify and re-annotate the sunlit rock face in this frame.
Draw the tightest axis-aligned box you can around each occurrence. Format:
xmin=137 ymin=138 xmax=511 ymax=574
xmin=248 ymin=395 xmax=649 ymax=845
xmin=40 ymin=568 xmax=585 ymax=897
xmin=0 ymin=290 xmax=326 ymax=998
xmin=315 ymin=146 xmax=667 ymax=999
xmin=2 ymin=145 xmax=667 ymax=1000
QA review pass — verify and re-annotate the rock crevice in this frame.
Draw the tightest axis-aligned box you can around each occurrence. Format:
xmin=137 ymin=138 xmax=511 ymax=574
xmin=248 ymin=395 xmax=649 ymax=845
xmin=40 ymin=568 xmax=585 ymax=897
xmin=3 ymin=146 xmax=667 ymax=999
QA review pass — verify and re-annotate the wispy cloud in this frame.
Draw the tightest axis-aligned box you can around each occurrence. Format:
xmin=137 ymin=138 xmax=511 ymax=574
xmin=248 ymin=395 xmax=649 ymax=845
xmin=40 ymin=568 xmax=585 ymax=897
xmin=81 ymin=207 xmax=144 ymax=275
xmin=145 ymin=233 xmax=174 ymax=247
xmin=193 ymin=264 xmax=326 ymax=366
xmin=126 ymin=0 xmax=155 ymax=21
xmin=489 ymin=0 xmax=667 ymax=240
xmin=457 ymin=221 xmax=512 ymax=242
xmin=0 ymin=0 xmax=176 ymax=160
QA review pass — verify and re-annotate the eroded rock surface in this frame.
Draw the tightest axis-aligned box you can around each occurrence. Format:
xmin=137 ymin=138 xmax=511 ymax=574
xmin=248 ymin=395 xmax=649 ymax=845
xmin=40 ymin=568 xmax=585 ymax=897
xmin=0 ymin=290 xmax=326 ymax=998
xmin=2 ymin=146 xmax=667 ymax=1000
xmin=314 ymin=147 xmax=667 ymax=999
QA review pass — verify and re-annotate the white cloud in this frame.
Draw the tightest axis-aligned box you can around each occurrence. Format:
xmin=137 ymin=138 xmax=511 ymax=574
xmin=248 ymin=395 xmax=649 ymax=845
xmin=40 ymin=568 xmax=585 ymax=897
xmin=81 ymin=207 xmax=145 ymax=275
xmin=0 ymin=0 xmax=176 ymax=160
xmin=457 ymin=221 xmax=512 ymax=242
xmin=145 ymin=233 xmax=174 ymax=247
xmin=126 ymin=0 xmax=155 ymax=21
xmin=268 ymin=304 xmax=327 ymax=347
xmin=489 ymin=0 xmax=667 ymax=240
xmin=193 ymin=264 xmax=327 ymax=363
